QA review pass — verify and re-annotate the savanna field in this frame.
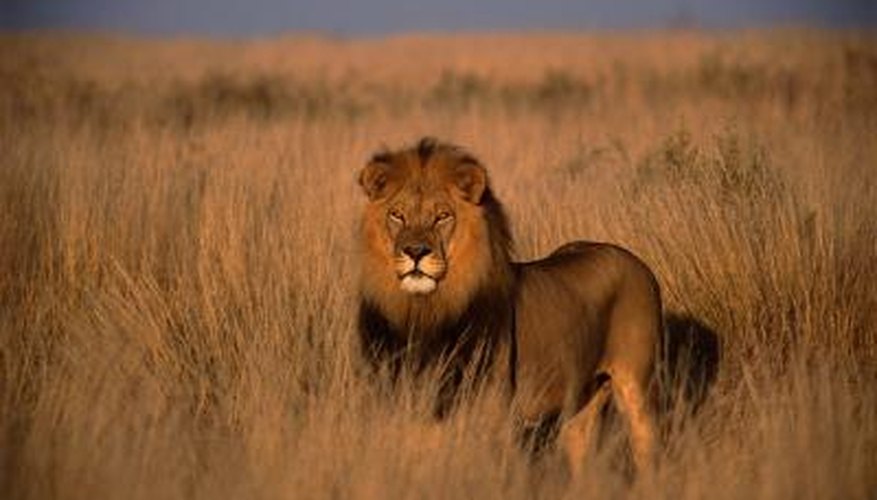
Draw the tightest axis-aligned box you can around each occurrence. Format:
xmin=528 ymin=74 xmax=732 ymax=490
xmin=1 ymin=30 xmax=876 ymax=499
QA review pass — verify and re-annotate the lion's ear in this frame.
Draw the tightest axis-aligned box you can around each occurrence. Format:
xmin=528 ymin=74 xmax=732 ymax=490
xmin=358 ymin=161 xmax=393 ymax=201
xmin=453 ymin=160 xmax=488 ymax=204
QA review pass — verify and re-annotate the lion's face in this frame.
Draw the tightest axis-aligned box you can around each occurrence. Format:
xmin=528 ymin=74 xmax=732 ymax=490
xmin=384 ymin=191 xmax=456 ymax=295
xmin=358 ymin=140 xmax=496 ymax=320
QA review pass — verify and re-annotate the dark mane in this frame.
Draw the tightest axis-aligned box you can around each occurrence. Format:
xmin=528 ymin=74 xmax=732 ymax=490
xmin=358 ymin=281 xmax=514 ymax=416
xmin=481 ymin=186 xmax=514 ymax=270
xmin=417 ymin=136 xmax=440 ymax=163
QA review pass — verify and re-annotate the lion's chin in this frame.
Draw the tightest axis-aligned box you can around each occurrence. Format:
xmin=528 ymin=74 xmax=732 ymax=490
xmin=400 ymin=274 xmax=438 ymax=295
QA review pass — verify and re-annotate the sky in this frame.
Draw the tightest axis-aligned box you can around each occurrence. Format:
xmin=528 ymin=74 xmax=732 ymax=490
xmin=2 ymin=0 xmax=876 ymax=37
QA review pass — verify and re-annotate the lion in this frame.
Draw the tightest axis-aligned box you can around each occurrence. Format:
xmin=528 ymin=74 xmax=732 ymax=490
xmin=357 ymin=137 xmax=662 ymax=476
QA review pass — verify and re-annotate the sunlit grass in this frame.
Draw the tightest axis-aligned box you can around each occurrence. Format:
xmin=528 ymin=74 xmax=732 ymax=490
xmin=0 ymin=30 xmax=875 ymax=499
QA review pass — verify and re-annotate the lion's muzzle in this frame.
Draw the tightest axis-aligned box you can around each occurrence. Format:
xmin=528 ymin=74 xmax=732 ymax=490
xmin=395 ymin=243 xmax=446 ymax=295
xmin=400 ymin=272 xmax=438 ymax=294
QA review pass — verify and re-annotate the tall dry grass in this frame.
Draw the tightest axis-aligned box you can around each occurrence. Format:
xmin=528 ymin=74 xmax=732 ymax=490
xmin=0 ymin=30 xmax=876 ymax=499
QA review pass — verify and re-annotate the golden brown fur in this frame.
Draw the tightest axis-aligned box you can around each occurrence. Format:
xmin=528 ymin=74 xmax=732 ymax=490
xmin=357 ymin=138 xmax=662 ymax=474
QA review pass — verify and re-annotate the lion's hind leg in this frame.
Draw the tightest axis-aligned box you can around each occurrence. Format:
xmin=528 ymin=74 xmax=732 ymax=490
xmin=559 ymin=381 xmax=612 ymax=479
xmin=611 ymin=371 xmax=657 ymax=475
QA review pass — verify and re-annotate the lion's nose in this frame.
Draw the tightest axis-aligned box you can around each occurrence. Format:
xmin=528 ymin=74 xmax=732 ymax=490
xmin=402 ymin=243 xmax=432 ymax=262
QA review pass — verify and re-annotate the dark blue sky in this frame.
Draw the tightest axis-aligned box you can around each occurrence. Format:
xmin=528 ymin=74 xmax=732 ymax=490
xmin=2 ymin=0 xmax=875 ymax=36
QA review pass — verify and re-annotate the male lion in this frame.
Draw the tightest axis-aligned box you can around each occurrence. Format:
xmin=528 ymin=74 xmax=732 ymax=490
xmin=357 ymin=138 xmax=662 ymax=475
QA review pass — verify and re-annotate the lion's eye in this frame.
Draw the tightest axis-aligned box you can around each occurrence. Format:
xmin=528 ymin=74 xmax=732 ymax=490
xmin=434 ymin=211 xmax=454 ymax=224
xmin=388 ymin=210 xmax=405 ymax=224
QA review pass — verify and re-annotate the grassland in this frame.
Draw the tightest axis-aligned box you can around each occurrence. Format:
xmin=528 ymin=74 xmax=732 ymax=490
xmin=0 ymin=30 xmax=876 ymax=499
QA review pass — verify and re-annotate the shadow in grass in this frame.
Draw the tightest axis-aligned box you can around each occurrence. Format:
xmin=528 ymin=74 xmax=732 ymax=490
xmin=660 ymin=312 xmax=721 ymax=414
